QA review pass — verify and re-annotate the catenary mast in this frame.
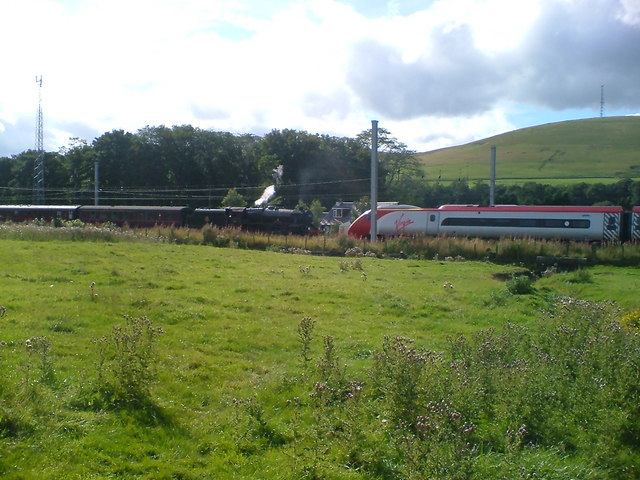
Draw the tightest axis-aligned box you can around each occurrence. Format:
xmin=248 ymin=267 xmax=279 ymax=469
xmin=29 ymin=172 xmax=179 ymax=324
xmin=33 ymin=75 xmax=45 ymax=204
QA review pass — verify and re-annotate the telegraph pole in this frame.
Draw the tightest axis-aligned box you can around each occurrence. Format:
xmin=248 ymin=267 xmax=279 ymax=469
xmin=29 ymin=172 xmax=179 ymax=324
xmin=33 ymin=75 xmax=45 ymax=204
xmin=490 ymin=145 xmax=496 ymax=206
xmin=370 ymin=120 xmax=379 ymax=242
xmin=94 ymin=161 xmax=99 ymax=205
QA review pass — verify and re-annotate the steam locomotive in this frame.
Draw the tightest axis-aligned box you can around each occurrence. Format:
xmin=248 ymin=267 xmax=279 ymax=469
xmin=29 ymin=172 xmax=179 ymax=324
xmin=188 ymin=206 xmax=317 ymax=235
xmin=0 ymin=204 xmax=318 ymax=235
xmin=348 ymin=205 xmax=640 ymax=242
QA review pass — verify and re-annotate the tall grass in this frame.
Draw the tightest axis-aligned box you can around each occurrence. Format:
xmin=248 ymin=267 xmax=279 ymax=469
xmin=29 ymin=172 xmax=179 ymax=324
xmin=1 ymin=220 xmax=637 ymax=266
xmin=134 ymin=225 xmax=640 ymax=267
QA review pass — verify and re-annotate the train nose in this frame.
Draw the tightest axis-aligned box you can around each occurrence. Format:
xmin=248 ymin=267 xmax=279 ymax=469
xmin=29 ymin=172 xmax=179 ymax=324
xmin=348 ymin=217 xmax=370 ymax=238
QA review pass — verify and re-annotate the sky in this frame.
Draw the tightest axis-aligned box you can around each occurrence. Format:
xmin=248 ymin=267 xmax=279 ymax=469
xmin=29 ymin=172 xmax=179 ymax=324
xmin=0 ymin=0 xmax=639 ymax=158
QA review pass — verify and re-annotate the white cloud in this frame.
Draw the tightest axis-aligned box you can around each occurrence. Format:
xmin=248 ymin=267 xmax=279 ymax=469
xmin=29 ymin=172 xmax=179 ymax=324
xmin=618 ymin=0 xmax=640 ymax=25
xmin=0 ymin=0 xmax=638 ymax=158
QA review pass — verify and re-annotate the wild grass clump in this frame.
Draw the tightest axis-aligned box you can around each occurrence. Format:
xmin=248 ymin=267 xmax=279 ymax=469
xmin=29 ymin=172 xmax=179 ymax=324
xmin=565 ymin=267 xmax=593 ymax=283
xmin=506 ymin=275 xmax=535 ymax=295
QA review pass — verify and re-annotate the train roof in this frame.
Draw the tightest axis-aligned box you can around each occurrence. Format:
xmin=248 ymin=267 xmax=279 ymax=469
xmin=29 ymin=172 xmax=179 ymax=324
xmin=0 ymin=204 xmax=81 ymax=209
xmin=436 ymin=204 xmax=624 ymax=213
xmin=78 ymin=205 xmax=190 ymax=211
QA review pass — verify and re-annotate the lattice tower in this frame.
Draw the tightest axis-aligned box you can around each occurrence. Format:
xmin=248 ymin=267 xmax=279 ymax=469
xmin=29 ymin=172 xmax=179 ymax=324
xmin=33 ymin=75 xmax=45 ymax=204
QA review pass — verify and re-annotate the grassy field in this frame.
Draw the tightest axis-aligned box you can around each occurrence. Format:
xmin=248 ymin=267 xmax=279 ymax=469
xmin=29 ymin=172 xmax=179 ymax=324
xmin=0 ymin=237 xmax=639 ymax=478
xmin=417 ymin=116 xmax=640 ymax=183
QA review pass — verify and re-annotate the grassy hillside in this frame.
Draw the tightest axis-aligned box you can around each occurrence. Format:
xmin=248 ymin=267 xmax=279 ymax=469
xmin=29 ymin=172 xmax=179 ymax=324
xmin=0 ymin=237 xmax=639 ymax=478
xmin=417 ymin=116 xmax=640 ymax=183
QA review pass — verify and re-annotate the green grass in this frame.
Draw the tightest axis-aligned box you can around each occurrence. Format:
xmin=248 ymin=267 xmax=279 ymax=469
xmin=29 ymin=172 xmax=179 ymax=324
xmin=417 ymin=117 xmax=640 ymax=183
xmin=0 ymin=238 xmax=638 ymax=478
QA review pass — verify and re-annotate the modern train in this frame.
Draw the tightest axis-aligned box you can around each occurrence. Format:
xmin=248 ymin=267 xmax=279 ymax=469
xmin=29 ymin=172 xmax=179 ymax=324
xmin=348 ymin=205 xmax=640 ymax=242
xmin=0 ymin=204 xmax=318 ymax=235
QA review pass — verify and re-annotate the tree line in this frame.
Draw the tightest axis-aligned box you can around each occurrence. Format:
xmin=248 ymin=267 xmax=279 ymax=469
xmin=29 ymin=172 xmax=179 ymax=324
xmin=399 ymin=177 xmax=640 ymax=210
xmin=1 ymin=124 xmax=638 ymax=210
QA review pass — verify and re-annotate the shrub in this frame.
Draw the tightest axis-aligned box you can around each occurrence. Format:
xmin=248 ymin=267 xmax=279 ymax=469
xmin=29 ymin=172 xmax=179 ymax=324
xmin=506 ymin=275 xmax=535 ymax=295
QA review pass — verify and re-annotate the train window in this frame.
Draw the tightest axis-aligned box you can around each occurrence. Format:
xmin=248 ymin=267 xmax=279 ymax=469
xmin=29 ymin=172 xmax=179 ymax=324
xmin=441 ymin=217 xmax=590 ymax=229
xmin=606 ymin=216 xmax=618 ymax=230
xmin=430 ymin=214 xmax=436 ymax=222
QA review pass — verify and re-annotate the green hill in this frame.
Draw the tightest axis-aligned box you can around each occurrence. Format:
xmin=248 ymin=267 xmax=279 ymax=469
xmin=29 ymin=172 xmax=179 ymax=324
xmin=417 ymin=116 xmax=640 ymax=183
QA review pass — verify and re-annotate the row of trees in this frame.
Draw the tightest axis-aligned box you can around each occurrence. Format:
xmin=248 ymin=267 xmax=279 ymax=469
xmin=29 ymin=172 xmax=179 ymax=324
xmin=400 ymin=178 xmax=640 ymax=210
xmin=0 ymin=126 xmax=402 ymax=208
xmin=1 ymin=124 xmax=638 ymax=210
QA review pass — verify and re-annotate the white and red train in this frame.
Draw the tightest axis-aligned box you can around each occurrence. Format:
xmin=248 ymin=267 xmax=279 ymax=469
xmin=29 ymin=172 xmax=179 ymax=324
xmin=348 ymin=205 xmax=640 ymax=242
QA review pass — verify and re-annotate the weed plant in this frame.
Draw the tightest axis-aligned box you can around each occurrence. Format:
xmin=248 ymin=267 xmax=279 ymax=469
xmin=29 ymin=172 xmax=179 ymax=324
xmin=78 ymin=316 xmax=164 ymax=409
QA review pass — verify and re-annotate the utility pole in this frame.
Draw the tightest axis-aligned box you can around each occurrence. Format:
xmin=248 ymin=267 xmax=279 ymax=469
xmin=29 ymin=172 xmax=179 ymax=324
xmin=490 ymin=145 xmax=496 ymax=206
xmin=600 ymin=85 xmax=605 ymax=118
xmin=94 ymin=161 xmax=99 ymax=205
xmin=370 ymin=120 xmax=379 ymax=242
xmin=33 ymin=75 xmax=45 ymax=204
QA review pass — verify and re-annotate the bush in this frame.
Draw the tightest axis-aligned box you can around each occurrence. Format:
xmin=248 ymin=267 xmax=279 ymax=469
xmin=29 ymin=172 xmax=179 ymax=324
xmin=506 ymin=275 xmax=535 ymax=295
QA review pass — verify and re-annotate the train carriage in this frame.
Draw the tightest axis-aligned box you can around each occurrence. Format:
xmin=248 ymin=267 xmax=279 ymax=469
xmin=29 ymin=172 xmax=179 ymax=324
xmin=435 ymin=205 xmax=623 ymax=241
xmin=0 ymin=205 xmax=80 ymax=223
xmin=77 ymin=206 xmax=190 ymax=227
xmin=349 ymin=205 xmax=624 ymax=242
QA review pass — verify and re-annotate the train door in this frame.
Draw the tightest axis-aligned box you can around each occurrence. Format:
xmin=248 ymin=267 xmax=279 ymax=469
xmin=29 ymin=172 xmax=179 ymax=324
xmin=426 ymin=212 xmax=439 ymax=235
xmin=603 ymin=212 xmax=622 ymax=242
xmin=632 ymin=208 xmax=640 ymax=242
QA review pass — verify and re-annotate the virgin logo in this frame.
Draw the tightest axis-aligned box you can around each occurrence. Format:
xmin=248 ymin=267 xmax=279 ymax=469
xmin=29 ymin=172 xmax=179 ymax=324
xmin=395 ymin=213 xmax=414 ymax=233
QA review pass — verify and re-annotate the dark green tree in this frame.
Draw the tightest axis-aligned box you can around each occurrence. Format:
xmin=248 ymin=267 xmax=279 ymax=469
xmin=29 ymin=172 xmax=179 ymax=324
xmin=220 ymin=188 xmax=247 ymax=207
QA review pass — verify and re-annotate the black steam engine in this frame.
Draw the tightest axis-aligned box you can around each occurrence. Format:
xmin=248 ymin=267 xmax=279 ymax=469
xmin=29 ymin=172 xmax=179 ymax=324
xmin=189 ymin=206 xmax=317 ymax=235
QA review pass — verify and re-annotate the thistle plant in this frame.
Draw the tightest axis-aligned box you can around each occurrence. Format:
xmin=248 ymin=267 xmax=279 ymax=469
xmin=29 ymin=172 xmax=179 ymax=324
xmin=318 ymin=335 xmax=344 ymax=387
xmin=297 ymin=316 xmax=315 ymax=368
xmin=24 ymin=336 xmax=55 ymax=385
xmin=93 ymin=315 xmax=164 ymax=405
